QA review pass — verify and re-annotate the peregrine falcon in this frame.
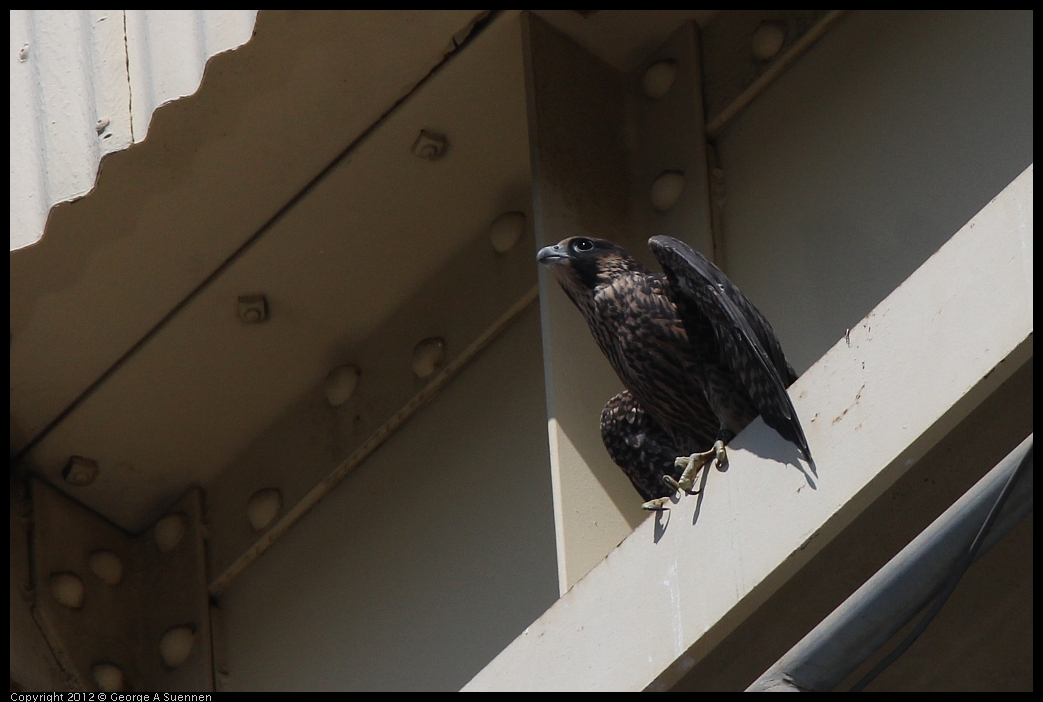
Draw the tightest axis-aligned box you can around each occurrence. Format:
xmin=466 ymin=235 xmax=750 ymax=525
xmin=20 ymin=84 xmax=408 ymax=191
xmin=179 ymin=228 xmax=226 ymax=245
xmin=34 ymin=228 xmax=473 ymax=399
xmin=537 ymin=235 xmax=811 ymax=510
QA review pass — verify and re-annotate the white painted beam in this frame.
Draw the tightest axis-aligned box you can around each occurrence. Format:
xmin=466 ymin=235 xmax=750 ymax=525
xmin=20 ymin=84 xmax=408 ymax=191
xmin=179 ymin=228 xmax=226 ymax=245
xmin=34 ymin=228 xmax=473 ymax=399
xmin=522 ymin=14 xmax=646 ymax=595
xmin=465 ymin=165 xmax=1032 ymax=691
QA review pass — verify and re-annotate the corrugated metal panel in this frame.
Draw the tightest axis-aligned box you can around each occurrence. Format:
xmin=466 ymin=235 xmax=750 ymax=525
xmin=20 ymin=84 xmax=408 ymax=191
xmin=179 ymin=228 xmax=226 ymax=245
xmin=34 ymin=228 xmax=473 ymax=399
xmin=9 ymin=10 xmax=257 ymax=251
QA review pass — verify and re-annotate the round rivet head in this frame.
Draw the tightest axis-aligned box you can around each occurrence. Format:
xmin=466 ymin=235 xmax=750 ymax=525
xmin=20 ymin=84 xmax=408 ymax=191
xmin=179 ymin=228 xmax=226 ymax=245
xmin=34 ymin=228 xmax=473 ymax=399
xmin=160 ymin=625 xmax=195 ymax=669
xmin=247 ymin=488 xmax=282 ymax=531
xmin=752 ymin=22 xmax=786 ymax=60
xmin=154 ymin=513 xmax=187 ymax=553
xmin=88 ymin=550 xmax=123 ymax=585
xmin=411 ymin=337 xmax=446 ymax=378
xmin=489 ymin=212 xmax=526 ymax=253
xmin=93 ymin=663 xmax=125 ymax=692
xmin=643 ymin=59 xmax=678 ymax=99
xmin=324 ymin=365 xmax=360 ymax=407
xmin=49 ymin=572 xmax=85 ymax=609
xmin=650 ymin=171 xmax=686 ymax=212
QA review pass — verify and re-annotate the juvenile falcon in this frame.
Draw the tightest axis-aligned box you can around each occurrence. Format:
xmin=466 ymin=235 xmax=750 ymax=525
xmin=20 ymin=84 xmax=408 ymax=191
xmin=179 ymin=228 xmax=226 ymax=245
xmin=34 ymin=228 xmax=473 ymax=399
xmin=537 ymin=235 xmax=811 ymax=510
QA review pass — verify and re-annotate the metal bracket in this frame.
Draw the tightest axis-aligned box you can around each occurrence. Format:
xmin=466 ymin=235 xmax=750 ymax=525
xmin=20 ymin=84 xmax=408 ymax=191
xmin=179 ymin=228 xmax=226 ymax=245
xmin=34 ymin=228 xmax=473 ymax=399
xmin=522 ymin=13 xmax=721 ymax=593
xmin=28 ymin=479 xmax=212 ymax=692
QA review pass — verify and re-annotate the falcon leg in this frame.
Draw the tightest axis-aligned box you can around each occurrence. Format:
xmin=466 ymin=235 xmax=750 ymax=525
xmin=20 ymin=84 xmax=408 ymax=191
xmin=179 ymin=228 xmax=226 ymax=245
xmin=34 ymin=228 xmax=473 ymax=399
xmin=641 ymin=496 xmax=672 ymax=511
xmin=664 ymin=440 xmax=728 ymax=494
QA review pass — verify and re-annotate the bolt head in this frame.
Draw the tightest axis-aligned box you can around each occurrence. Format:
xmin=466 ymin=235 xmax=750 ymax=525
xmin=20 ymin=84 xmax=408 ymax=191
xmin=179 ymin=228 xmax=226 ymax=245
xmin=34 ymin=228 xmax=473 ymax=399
xmin=643 ymin=59 xmax=678 ymax=99
xmin=160 ymin=626 xmax=196 ymax=669
xmin=247 ymin=488 xmax=282 ymax=531
xmin=49 ymin=572 xmax=85 ymax=608
xmin=752 ymin=22 xmax=786 ymax=61
xmin=489 ymin=212 xmax=526 ymax=253
xmin=88 ymin=550 xmax=124 ymax=585
xmin=93 ymin=663 xmax=126 ymax=692
xmin=237 ymin=294 xmax=269 ymax=324
xmin=63 ymin=456 xmax=99 ymax=486
xmin=412 ymin=337 xmax=446 ymax=378
xmin=154 ymin=513 xmax=187 ymax=553
xmin=650 ymin=171 xmax=686 ymax=212
xmin=324 ymin=365 xmax=360 ymax=407
xmin=412 ymin=130 xmax=448 ymax=160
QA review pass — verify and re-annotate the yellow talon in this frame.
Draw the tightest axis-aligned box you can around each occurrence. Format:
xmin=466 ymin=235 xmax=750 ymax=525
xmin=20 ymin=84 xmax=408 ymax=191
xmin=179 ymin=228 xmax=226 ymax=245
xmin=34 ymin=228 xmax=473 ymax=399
xmin=673 ymin=440 xmax=727 ymax=493
xmin=642 ymin=496 xmax=672 ymax=511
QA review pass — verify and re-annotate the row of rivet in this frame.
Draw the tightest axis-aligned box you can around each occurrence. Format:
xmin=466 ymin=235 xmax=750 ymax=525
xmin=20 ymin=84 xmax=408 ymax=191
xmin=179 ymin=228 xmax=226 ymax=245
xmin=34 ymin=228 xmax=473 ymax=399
xmin=47 ymin=512 xmax=194 ymax=691
xmin=49 ymin=128 xmax=533 ymax=689
xmin=641 ymin=22 xmax=786 ymax=214
xmin=59 ymin=208 xmax=521 ymax=490
xmin=642 ymin=59 xmax=687 ymax=214
xmin=239 ymin=203 xmax=526 ymax=531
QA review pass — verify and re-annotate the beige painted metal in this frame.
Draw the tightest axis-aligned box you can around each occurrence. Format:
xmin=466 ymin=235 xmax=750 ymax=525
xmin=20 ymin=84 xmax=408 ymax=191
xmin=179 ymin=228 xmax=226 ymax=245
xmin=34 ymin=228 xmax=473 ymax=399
xmin=13 ymin=11 xmax=1032 ymax=690
xmin=522 ymin=14 xmax=647 ymax=595
xmin=715 ymin=10 xmax=1033 ymax=377
xmin=11 ymin=476 xmax=73 ymax=691
xmin=209 ymin=284 xmax=540 ymax=594
xmin=203 ymin=12 xmax=537 ymax=588
xmin=703 ymin=11 xmax=846 ymax=138
xmin=464 ymin=165 xmax=1033 ymax=691
xmin=28 ymin=480 xmax=212 ymax=691
xmin=628 ymin=22 xmax=715 ymax=263
xmin=11 ymin=10 xmax=507 ymax=531
xmin=10 ymin=10 xmax=258 ymax=251
xmin=532 ymin=11 xmax=718 ymax=72
xmin=525 ymin=15 xmax=719 ymax=596
xmin=217 ymin=303 xmax=558 ymax=691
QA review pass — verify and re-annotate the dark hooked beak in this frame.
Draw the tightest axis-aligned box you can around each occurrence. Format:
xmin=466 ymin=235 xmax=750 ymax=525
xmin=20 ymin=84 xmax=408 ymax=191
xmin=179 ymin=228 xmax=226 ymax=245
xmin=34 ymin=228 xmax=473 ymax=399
xmin=537 ymin=244 xmax=567 ymax=264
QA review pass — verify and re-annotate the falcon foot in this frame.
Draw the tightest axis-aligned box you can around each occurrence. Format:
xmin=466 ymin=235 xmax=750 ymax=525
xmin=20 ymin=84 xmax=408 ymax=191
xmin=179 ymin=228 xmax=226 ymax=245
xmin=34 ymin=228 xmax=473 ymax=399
xmin=641 ymin=496 xmax=672 ymax=511
xmin=664 ymin=440 xmax=728 ymax=494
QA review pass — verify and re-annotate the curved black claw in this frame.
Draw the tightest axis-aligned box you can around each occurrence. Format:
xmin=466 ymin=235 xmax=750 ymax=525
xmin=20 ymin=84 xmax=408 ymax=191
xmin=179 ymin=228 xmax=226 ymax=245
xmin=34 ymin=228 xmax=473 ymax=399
xmin=662 ymin=474 xmax=699 ymax=496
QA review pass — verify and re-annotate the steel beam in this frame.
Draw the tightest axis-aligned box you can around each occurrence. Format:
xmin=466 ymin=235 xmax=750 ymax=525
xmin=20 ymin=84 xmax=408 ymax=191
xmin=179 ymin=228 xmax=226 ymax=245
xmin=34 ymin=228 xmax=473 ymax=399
xmin=748 ymin=435 xmax=1033 ymax=691
xmin=26 ymin=479 xmax=212 ymax=692
xmin=464 ymin=164 xmax=1033 ymax=691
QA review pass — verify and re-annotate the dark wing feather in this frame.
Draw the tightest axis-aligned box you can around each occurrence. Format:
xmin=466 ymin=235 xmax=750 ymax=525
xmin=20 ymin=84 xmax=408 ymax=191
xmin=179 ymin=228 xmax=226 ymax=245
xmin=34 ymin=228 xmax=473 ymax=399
xmin=648 ymin=235 xmax=811 ymax=461
xmin=601 ymin=391 xmax=701 ymax=501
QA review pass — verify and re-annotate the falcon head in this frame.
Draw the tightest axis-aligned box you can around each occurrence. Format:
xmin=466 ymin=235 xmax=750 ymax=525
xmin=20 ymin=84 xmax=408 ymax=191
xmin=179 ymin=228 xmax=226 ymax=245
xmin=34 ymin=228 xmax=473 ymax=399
xmin=537 ymin=237 xmax=644 ymax=299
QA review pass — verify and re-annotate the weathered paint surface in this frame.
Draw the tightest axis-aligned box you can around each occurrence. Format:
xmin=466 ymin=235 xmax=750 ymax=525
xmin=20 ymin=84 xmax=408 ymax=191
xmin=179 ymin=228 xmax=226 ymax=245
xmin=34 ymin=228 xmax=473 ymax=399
xmin=10 ymin=10 xmax=258 ymax=251
xmin=464 ymin=165 xmax=1032 ymax=691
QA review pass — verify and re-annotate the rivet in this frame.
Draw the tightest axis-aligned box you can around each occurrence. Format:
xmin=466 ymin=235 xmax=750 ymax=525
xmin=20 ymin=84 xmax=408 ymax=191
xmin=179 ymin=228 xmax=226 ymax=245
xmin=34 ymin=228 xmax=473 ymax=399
xmin=154 ymin=513 xmax=187 ymax=553
xmin=412 ymin=130 xmax=448 ymax=160
xmin=236 ymin=294 xmax=269 ymax=324
xmin=247 ymin=488 xmax=282 ymax=531
xmin=93 ymin=663 xmax=125 ymax=692
xmin=95 ymin=117 xmax=110 ymax=134
xmin=63 ymin=456 xmax=99 ymax=486
xmin=324 ymin=365 xmax=360 ymax=407
xmin=642 ymin=59 xmax=678 ymax=99
xmin=752 ymin=22 xmax=786 ymax=61
xmin=650 ymin=171 xmax=686 ymax=212
xmin=159 ymin=625 xmax=195 ymax=669
xmin=489 ymin=212 xmax=526 ymax=253
xmin=411 ymin=337 xmax=446 ymax=378
xmin=88 ymin=550 xmax=123 ymax=585
xmin=18 ymin=43 xmax=29 ymax=62
xmin=49 ymin=572 xmax=85 ymax=609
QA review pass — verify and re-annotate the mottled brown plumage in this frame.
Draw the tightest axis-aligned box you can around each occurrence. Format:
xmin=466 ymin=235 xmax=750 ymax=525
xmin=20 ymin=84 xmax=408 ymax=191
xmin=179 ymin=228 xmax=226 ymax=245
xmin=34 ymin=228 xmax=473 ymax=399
xmin=537 ymin=235 xmax=811 ymax=504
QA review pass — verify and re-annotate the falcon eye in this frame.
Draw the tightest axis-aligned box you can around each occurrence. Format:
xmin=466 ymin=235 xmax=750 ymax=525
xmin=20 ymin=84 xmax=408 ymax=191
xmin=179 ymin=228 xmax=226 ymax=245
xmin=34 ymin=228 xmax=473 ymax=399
xmin=572 ymin=238 xmax=594 ymax=253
